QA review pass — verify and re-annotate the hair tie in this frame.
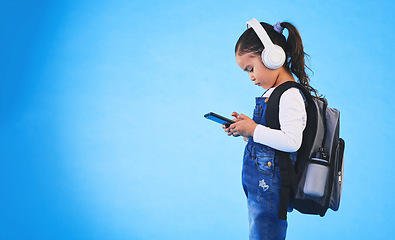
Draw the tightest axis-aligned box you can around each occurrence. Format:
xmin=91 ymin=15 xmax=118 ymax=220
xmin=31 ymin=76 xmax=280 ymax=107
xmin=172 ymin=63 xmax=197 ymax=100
xmin=273 ymin=22 xmax=284 ymax=34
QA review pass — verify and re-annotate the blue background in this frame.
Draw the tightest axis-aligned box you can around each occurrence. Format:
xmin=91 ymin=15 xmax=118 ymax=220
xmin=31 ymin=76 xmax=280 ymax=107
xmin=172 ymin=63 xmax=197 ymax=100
xmin=1 ymin=0 xmax=394 ymax=239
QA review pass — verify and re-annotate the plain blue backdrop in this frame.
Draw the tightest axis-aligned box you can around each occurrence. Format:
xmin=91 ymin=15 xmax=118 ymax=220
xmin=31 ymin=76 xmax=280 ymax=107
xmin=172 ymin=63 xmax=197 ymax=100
xmin=1 ymin=0 xmax=394 ymax=239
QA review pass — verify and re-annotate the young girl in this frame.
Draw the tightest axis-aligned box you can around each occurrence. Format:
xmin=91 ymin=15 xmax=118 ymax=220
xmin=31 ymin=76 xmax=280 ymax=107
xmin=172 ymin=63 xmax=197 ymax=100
xmin=224 ymin=18 xmax=319 ymax=240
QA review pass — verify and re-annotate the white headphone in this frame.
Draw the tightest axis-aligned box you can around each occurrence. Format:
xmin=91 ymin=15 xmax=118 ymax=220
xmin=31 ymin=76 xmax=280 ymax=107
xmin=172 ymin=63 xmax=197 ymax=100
xmin=246 ymin=18 xmax=286 ymax=70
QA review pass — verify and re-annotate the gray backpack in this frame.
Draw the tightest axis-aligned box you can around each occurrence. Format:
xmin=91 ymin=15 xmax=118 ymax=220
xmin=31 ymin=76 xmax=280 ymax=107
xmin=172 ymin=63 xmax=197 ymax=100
xmin=265 ymin=81 xmax=345 ymax=220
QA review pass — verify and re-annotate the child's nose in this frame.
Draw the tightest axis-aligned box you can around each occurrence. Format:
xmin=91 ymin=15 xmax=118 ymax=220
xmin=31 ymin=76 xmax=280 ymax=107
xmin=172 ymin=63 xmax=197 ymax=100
xmin=250 ymin=74 xmax=255 ymax=81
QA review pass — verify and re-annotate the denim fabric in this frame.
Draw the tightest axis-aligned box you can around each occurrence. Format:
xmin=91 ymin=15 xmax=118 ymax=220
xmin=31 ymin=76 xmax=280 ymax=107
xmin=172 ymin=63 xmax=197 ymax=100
xmin=242 ymin=97 xmax=297 ymax=240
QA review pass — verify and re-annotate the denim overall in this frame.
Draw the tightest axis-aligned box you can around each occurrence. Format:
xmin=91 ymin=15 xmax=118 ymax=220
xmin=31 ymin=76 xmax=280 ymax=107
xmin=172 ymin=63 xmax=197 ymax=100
xmin=242 ymin=96 xmax=297 ymax=240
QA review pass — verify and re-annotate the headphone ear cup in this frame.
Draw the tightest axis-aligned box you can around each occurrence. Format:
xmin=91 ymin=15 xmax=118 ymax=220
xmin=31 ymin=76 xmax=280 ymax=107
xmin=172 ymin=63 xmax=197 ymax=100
xmin=261 ymin=45 xmax=286 ymax=69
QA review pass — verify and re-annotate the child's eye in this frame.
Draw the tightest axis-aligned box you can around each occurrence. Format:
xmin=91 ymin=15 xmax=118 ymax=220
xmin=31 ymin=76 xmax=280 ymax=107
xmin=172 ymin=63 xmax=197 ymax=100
xmin=243 ymin=66 xmax=254 ymax=72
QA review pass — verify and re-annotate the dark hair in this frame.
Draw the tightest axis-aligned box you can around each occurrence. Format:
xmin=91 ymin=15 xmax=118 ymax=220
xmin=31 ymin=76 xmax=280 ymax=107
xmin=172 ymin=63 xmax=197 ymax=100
xmin=235 ymin=21 xmax=320 ymax=98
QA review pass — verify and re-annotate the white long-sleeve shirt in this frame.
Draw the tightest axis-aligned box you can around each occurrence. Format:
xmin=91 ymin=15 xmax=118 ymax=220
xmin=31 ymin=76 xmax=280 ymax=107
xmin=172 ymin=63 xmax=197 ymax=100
xmin=253 ymin=87 xmax=307 ymax=152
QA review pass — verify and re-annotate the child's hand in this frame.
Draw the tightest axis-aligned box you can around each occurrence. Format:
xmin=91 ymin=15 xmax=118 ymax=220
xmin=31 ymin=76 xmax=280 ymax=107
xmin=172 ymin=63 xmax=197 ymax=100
xmin=223 ymin=113 xmax=257 ymax=138
xmin=223 ymin=111 xmax=241 ymax=136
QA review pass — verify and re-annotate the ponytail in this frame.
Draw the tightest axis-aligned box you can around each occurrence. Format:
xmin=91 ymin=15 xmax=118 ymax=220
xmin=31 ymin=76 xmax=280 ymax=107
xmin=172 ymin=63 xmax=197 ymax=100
xmin=235 ymin=21 xmax=321 ymax=98
xmin=280 ymin=22 xmax=320 ymax=98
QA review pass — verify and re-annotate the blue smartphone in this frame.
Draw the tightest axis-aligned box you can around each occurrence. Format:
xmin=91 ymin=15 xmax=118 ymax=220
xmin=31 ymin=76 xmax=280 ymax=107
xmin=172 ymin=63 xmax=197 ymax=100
xmin=204 ymin=112 xmax=235 ymax=128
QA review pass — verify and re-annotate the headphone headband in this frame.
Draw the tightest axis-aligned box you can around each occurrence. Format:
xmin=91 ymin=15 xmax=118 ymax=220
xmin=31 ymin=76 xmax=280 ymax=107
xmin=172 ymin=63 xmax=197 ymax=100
xmin=246 ymin=18 xmax=274 ymax=49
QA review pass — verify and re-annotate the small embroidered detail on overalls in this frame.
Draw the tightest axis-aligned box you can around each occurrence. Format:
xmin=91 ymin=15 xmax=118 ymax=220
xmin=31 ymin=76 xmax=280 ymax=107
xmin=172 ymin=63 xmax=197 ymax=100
xmin=259 ymin=179 xmax=269 ymax=191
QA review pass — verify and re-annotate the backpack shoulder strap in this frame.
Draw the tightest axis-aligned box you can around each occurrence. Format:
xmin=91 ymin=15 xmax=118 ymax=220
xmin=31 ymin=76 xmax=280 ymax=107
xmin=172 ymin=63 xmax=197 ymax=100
xmin=266 ymin=81 xmax=312 ymax=130
xmin=266 ymin=82 xmax=320 ymax=162
xmin=264 ymin=81 xmax=315 ymax=220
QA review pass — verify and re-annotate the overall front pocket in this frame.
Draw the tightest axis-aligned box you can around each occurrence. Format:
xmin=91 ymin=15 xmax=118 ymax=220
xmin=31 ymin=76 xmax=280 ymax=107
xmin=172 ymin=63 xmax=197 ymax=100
xmin=254 ymin=152 xmax=275 ymax=175
xmin=254 ymin=151 xmax=276 ymax=205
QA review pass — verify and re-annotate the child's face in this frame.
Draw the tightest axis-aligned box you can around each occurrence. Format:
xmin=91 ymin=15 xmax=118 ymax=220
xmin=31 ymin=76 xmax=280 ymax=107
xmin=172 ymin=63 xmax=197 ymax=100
xmin=236 ymin=52 xmax=279 ymax=89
